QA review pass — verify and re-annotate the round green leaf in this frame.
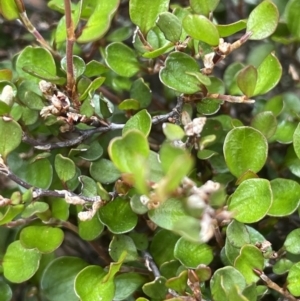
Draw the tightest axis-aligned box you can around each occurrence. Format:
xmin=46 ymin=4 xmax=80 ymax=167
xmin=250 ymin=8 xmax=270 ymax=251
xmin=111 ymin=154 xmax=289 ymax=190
xmin=253 ymin=52 xmax=282 ymax=96
xmin=16 ymin=46 xmax=56 ymax=82
xmin=78 ymin=141 xmax=103 ymax=162
xmin=182 ymin=14 xmax=219 ymax=45
xmin=293 ymin=123 xmax=300 ymax=159
xmin=130 ymin=78 xmax=152 ymax=109
xmin=285 ymin=0 xmax=300 ymax=39
xmin=228 ymin=179 xmax=272 ymax=223
xmin=159 ymin=52 xmax=200 ymax=94
xmin=90 ymin=159 xmax=121 ymax=184
xmin=190 ymin=0 xmax=219 ymax=16
xmin=210 ymin=267 xmax=247 ymax=301
xmin=20 ymin=226 xmax=64 ymax=254
xmin=174 ymin=238 xmax=213 ymax=268
xmin=98 ymin=197 xmax=138 ymax=234
xmin=78 ymin=213 xmax=104 ymax=241
xmin=274 ymin=120 xmax=297 ymax=144
xmin=287 ymin=262 xmax=300 ymax=296
xmin=75 ymin=266 xmax=115 ymax=301
xmin=273 ymin=258 xmax=294 ymax=275
xmin=123 ymin=109 xmax=152 ymax=137
xmin=41 ymin=256 xmax=88 ymax=301
xmin=77 ymin=0 xmax=119 ymax=43
xmin=3 ymin=240 xmax=41 ymax=283
xmin=163 ymin=123 xmax=185 ymax=141
xmin=251 ymin=111 xmax=277 ymax=139
xmin=109 ymin=235 xmax=139 ymax=262
xmin=236 ymin=65 xmax=257 ymax=97
xmin=247 ymin=1 xmax=279 ymax=40
xmin=224 ymin=126 xmax=268 ymax=177
xmin=118 ymin=99 xmax=140 ymax=110
xmin=0 ymin=0 xmax=19 ymax=20
xmin=226 ymin=220 xmax=250 ymax=248
xmin=0 ymin=117 xmax=22 ymax=159
xmin=105 ymin=42 xmax=140 ymax=77
xmin=0 ymin=281 xmax=12 ymax=301
xmin=61 ymin=55 xmax=86 ymax=80
xmin=55 ymin=154 xmax=76 ymax=183
xmin=234 ymin=245 xmax=264 ymax=284
xmin=156 ymin=12 xmax=182 ymax=42
xmin=268 ymin=179 xmax=300 ymax=216
xmin=142 ymin=276 xmax=168 ymax=299
xmin=129 ymin=0 xmax=170 ymax=34
xmin=284 ymin=229 xmax=300 ymax=255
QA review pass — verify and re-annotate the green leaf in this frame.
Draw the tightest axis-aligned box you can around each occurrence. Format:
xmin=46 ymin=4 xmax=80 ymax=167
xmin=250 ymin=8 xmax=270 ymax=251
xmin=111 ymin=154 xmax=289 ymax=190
xmin=55 ymin=154 xmax=76 ymax=183
xmin=0 ymin=281 xmax=12 ymax=301
xmin=123 ymin=109 xmax=152 ymax=137
xmin=75 ymin=266 xmax=115 ymax=301
xmin=293 ymin=123 xmax=300 ymax=159
xmin=118 ymin=99 xmax=140 ymax=110
xmin=114 ymin=273 xmax=146 ymax=301
xmin=224 ymin=126 xmax=268 ymax=178
xmin=78 ymin=213 xmax=104 ymax=241
xmin=16 ymin=46 xmax=56 ymax=83
xmin=0 ymin=204 xmax=24 ymax=226
xmin=174 ymin=238 xmax=213 ymax=268
xmin=284 ymin=229 xmax=300 ymax=255
xmin=234 ymin=245 xmax=264 ymax=284
xmin=285 ymin=0 xmax=300 ymax=39
xmin=228 ymin=179 xmax=272 ymax=223
xmin=274 ymin=120 xmax=297 ymax=144
xmin=268 ymin=179 xmax=300 ymax=216
xmin=0 ymin=0 xmax=19 ymax=20
xmin=163 ymin=123 xmax=185 ymax=141
xmin=61 ymin=56 xmax=86 ymax=80
xmin=79 ymin=77 xmax=105 ymax=101
xmin=226 ymin=220 xmax=250 ymax=248
xmin=273 ymin=258 xmax=294 ymax=275
xmin=236 ymin=65 xmax=257 ymax=97
xmin=253 ymin=52 xmax=282 ymax=96
xmin=129 ymin=0 xmax=170 ymax=34
xmin=159 ymin=52 xmax=200 ymax=94
xmin=182 ymin=14 xmax=219 ymax=46
xmin=247 ymin=0 xmax=279 ymax=40
xmin=77 ymin=0 xmax=119 ymax=43
xmin=98 ymin=197 xmax=137 ymax=234
xmin=109 ymin=235 xmax=139 ymax=262
xmin=216 ymin=20 xmax=247 ymax=37
xmin=251 ymin=111 xmax=277 ymax=139
xmin=156 ymin=12 xmax=182 ymax=42
xmin=190 ymin=0 xmax=219 ymax=15
xmin=78 ymin=141 xmax=103 ymax=161
xmin=142 ymin=276 xmax=168 ymax=299
xmin=130 ymin=78 xmax=152 ymax=109
xmin=21 ymin=202 xmax=49 ymax=218
xmin=41 ymin=257 xmax=88 ymax=301
xmin=20 ymin=225 xmax=64 ymax=254
xmin=3 ymin=240 xmax=41 ymax=283
xmin=210 ymin=267 xmax=247 ymax=301
xmin=287 ymin=262 xmax=300 ymax=296
xmin=0 ymin=117 xmax=22 ymax=159
xmin=90 ymin=159 xmax=121 ymax=184
xmin=84 ymin=60 xmax=108 ymax=77
xmin=105 ymin=42 xmax=140 ymax=77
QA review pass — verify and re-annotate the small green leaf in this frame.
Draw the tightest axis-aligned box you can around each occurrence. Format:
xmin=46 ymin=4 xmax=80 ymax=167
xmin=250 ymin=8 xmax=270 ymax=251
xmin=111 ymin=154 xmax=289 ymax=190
xmin=159 ymin=52 xmax=200 ymax=94
xmin=84 ymin=60 xmax=108 ymax=77
xmin=163 ymin=123 xmax=185 ymax=141
xmin=109 ymin=235 xmax=139 ymax=262
xmin=236 ymin=65 xmax=257 ymax=97
xmin=78 ymin=213 xmax=104 ymax=241
xmin=273 ymin=120 xmax=297 ymax=144
xmin=156 ymin=12 xmax=182 ymax=42
xmin=234 ymin=245 xmax=264 ymax=284
xmin=77 ymin=0 xmax=119 ymax=43
xmin=16 ymin=46 xmax=57 ymax=83
xmin=20 ymin=226 xmax=64 ymax=254
xmin=130 ymin=78 xmax=152 ymax=109
xmin=123 ymin=109 xmax=152 ymax=137
xmin=129 ymin=0 xmax=170 ymax=34
xmin=174 ymin=238 xmax=213 ymax=268
xmin=228 ymin=179 xmax=272 ymax=223
xmin=142 ymin=276 xmax=168 ymax=299
xmin=105 ymin=42 xmax=140 ymax=77
xmin=0 ymin=205 xmax=24 ymax=226
xmin=284 ymin=229 xmax=300 ymax=255
xmin=287 ymin=262 xmax=300 ymax=296
xmin=293 ymin=123 xmax=300 ymax=159
xmin=90 ymin=159 xmax=121 ymax=184
xmin=268 ymin=179 xmax=300 ymax=216
xmin=285 ymin=0 xmax=300 ymax=39
xmin=190 ymin=0 xmax=219 ymax=16
xmin=118 ymin=99 xmax=140 ymax=111
xmin=55 ymin=154 xmax=76 ymax=183
xmin=0 ymin=0 xmax=19 ymax=20
xmin=0 ymin=117 xmax=22 ymax=159
xmin=182 ymin=14 xmax=219 ymax=46
xmin=61 ymin=56 xmax=86 ymax=80
xmin=224 ymin=126 xmax=268 ymax=177
xmin=41 ymin=257 xmax=88 ymax=301
xmin=226 ymin=220 xmax=250 ymax=248
xmin=78 ymin=141 xmax=103 ymax=161
xmin=253 ymin=52 xmax=282 ymax=96
xmin=79 ymin=77 xmax=105 ymax=101
xmin=99 ymin=197 xmax=137 ymax=234
xmin=75 ymin=266 xmax=115 ymax=301
xmin=21 ymin=202 xmax=49 ymax=218
xmin=0 ymin=281 xmax=12 ymax=301
xmin=247 ymin=0 xmax=279 ymax=40
xmin=3 ymin=240 xmax=41 ymax=283
xmin=251 ymin=111 xmax=277 ymax=139
xmin=216 ymin=20 xmax=247 ymax=37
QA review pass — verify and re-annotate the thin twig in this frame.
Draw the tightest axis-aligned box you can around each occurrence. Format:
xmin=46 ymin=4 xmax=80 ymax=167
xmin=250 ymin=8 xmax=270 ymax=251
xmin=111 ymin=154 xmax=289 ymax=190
xmin=141 ymin=250 xmax=161 ymax=278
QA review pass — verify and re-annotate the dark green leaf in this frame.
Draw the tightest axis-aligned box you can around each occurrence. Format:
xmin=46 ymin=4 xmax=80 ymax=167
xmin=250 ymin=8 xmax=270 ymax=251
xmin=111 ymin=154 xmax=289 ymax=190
xmin=156 ymin=12 xmax=182 ymax=42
